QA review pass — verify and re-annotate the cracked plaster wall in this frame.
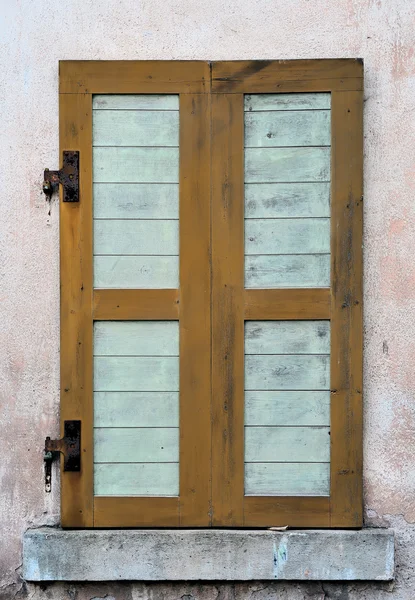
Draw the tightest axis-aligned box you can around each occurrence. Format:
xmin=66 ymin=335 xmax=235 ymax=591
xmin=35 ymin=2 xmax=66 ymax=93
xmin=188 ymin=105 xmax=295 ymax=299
xmin=1 ymin=0 xmax=415 ymax=598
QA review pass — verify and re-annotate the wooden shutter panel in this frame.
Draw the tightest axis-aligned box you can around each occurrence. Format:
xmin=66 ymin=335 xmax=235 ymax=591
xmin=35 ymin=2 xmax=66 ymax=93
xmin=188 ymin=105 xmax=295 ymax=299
xmin=59 ymin=60 xmax=363 ymax=528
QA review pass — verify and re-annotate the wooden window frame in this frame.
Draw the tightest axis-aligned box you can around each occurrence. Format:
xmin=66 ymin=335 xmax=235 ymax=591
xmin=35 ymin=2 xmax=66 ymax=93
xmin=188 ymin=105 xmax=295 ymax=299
xmin=59 ymin=59 xmax=363 ymax=528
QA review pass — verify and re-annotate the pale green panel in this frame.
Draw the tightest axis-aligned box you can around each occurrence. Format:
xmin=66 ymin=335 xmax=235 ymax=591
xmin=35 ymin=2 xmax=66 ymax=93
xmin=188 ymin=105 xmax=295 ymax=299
xmin=94 ymin=256 xmax=179 ymax=288
xmin=245 ymin=218 xmax=330 ymax=255
xmin=245 ymin=183 xmax=330 ymax=218
xmin=245 ymin=391 xmax=330 ymax=426
xmin=244 ymin=426 xmax=330 ymax=462
xmin=245 ymin=255 xmax=330 ymax=288
xmin=245 ymin=147 xmax=330 ymax=183
xmin=94 ymin=220 xmax=179 ymax=256
xmin=245 ymin=355 xmax=330 ymax=390
xmin=94 ymin=463 xmax=179 ymax=496
xmin=245 ymin=463 xmax=330 ymax=496
xmin=94 ymin=392 xmax=179 ymax=427
xmin=93 ymin=95 xmax=179 ymax=110
xmin=94 ymin=321 xmax=179 ymax=356
xmin=245 ymin=110 xmax=330 ymax=148
xmin=244 ymin=93 xmax=331 ymax=112
xmin=94 ymin=356 xmax=179 ymax=391
xmin=93 ymin=110 xmax=179 ymax=147
xmin=93 ymin=183 xmax=179 ymax=219
xmin=245 ymin=321 xmax=330 ymax=355
xmin=93 ymin=147 xmax=179 ymax=183
xmin=94 ymin=427 xmax=179 ymax=462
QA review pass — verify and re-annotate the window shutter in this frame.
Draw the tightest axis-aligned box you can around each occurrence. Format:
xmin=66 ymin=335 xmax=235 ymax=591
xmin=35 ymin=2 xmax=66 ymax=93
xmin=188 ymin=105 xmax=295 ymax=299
xmin=59 ymin=60 xmax=363 ymax=527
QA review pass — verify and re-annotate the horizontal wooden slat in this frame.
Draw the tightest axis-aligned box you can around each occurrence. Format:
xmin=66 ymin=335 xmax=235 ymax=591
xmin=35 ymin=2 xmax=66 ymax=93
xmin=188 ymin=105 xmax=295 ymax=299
xmin=94 ymin=463 xmax=179 ymax=496
xmin=93 ymin=95 xmax=180 ymax=110
xmin=245 ymin=462 xmax=330 ymax=496
xmin=245 ymin=147 xmax=330 ymax=183
xmin=245 ymin=93 xmax=331 ymax=112
xmin=244 ymin=289 xmax=331 ymax=320
xmin=93 ymin=289 xmax=180 ymax=320
xmin=94 ymin=392 xmax=179 ymax=427
xmin=245 ymin=255 xmax=330 ymax=288
xmin=245 ymin=183 xmax=330 ymax=219
xmin=94 ymin=321 xmax=179 ymax=356
xmin=93 ymin=147 xmax=179 ymax=183
xmin=245 ymin=391 xmax=330 ymax=426
xmin=245 ymin=354 xmax=330 ymax=390
xmin=93 ymin=110 xmax=179 ymax=147
xmin=94 ymin=256 xmax=179 ymax=289
xmin=245 ymin=321 xmax=330 ymax=355
xmin=243 ymin=496 xmax=330 ymax=527
xmin=245 ymin=110 xmax=330 ymax=148
xmin=245 ymin=218 xmax=330 ymax=255
xmin=94 ymin=427 xmax=179 ymax=462
xmin=94 ymin=220 xmax=179 ymax=256
xmin=93 ymin=183 xmax=179 ymax=219
xmin=94 ymin=356 xmax=179 ymax=391
xmin=244 ymin=426 xmax=330 ymax=462
xmin=94 ymin=497 xmax=180 ymax=527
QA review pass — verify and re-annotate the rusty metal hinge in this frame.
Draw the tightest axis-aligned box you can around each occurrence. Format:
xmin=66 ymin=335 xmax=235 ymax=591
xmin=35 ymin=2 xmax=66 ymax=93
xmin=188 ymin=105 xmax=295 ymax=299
xmin=44 ymin=420 xmax=81 ymax=492
xmin=43 ymin=151 xmax=79 ymax=202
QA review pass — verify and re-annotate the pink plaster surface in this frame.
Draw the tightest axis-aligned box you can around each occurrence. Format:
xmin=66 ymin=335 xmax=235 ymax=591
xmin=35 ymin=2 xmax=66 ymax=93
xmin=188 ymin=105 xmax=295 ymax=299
xmin=1 ymin=0 xmax=415 ymax=598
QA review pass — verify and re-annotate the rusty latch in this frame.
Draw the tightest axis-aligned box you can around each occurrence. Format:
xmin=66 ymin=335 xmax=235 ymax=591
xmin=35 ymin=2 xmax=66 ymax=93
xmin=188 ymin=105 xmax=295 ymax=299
xmin=43 ymin=151 xmax=79 ymax=202
xmin=44 ymin=420 xmax=81 ymax=493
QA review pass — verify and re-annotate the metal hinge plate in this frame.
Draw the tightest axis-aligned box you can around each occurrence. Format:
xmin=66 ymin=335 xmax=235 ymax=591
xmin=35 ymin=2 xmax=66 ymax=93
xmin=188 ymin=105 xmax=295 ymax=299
xmin=44 ymin=420 xmax=81 ymax=492
xmin=43 ymin=151 xmax=79 ymax=202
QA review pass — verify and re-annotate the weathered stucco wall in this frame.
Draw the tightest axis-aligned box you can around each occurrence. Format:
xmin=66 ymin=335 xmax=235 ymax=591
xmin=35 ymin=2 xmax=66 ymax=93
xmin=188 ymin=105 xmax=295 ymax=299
xmin=1 ymin=0 xmax=415 ymax=598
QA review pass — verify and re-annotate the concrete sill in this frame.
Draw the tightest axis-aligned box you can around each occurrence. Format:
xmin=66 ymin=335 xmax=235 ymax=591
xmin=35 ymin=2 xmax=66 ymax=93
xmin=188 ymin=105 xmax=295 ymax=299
xmin=23 ymin=528 xmax=394 ymax=582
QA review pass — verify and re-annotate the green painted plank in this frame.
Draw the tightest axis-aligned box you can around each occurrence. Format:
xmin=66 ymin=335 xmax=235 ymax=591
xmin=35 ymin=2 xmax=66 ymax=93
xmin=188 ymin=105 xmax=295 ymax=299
xmin=94 ymin=321 xmax=179 ymax=356
xmin=245 ymin=254 xmax=330 ymax=288
xmin=94 ymin=256 xmax=179 ymax=288
xmin=94 ymin=427 xmax=179 ymax=462
xmin=245 ymin=391 xmax=330 ymax=426
xmin=94 ymin=392 xmax=179 ymax=428
xmin=93 ymin=147 xmax=179 ymax=183
xmin=94 ymin=219 xmax=179 ymax=256
xmin=245 ymin=218 xmax=330 ymax=255
xmin=245 ymin=147 xmax=330 ymax=183
xmin=245 ymin=355 xmax=330 ymax=390
xmin=245 ymin=110 xmax=330 ymax=147
xmin=93 ymin=183 xmax=179 ymax=219
xmin=245 ymin=321 xmax=330 ymax=355
xmin=245 ymin=183 xmax=330 ymax=218
xmin=244 ymin=93 xmax=331 ymax=112
xmin=93 ymin=110 xmax=179 ymax=147
xmin=94 ymin=356 xmax=179 ymax=391
xmin=244 ymin=462 xmax=330 ymax=496
xmin=94 ymin=463 xmax=179 ymax=496
xmin=244 ymin=426 xmax=330 ymax=462
xmin=93 ymin=95 xmax=179 ymax=110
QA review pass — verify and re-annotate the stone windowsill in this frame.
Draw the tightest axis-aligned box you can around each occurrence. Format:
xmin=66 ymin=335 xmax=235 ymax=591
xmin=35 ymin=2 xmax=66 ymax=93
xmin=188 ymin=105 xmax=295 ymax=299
xmin=23 ymin=528 xmax=394 ymax=582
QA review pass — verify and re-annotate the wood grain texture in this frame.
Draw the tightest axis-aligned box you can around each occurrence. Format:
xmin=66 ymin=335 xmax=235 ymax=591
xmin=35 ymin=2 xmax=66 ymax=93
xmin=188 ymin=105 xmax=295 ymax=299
xmin=330 ymin=90 xmax=363 ymax=527
xmin=59 ymin=93 xmax=94 ymax=527
xmin=94 ymin=321 xmax=179 ymax=356
xmin=243 ymin=496 xmax=330 ymax=527
xmin=93 ymin=289 xmax=180 ymax=320
xmin=245 ymin=182 xmax=330 ymax=218
xmin=93 ymin=109 xmax=179 ymax=147
xmin=93 ymin=147 xmax=179 ymax=183
xmin=94 ymin=463 xmax=179 ymax=496
xmin=245 ymin=110 xmax=330 ymax=147
xmin=94 ymin=427 xmax=179 ymax=463
xmin=94 ymin=497 xmax=180 ymax=527
xmin=94 ymin=256 xmax=179 ymax=289
xmin=94 ymin=392 xmax=179 ymax=427
xmin=245 ymin=426 xmax=330 ymax=462
xmin=178 ymin=93 xmax=212 ymax=525
xmin=245 ymin=218 xmax=330 ymax=255
xmin=245 ymin=147 xmax=330 ymax=183
xmin=245 ymin=321 xmax=330 ymax=355
xmin=245 ymin=93 xmax=331 ymax=111
xmin=245 ymin=462 xmax=330 ymax=496
xmin=60 ymin=60 xmax=210 ymax=94
xmin=245 ymin=254 xmax=330 ymax=288
xmin=245 ymin=354 xmax=330 ymax=390
xmin=245 ymin=391 xmax=330 ymax=426
xmin=211 ymin=93 xmax=245 ymax=525
xmin=93 ymin=183 xmax=178 ymax=219
xmin=94 ymin=219 xmax=179 ymax=256
xmin=244 ymin=289 xmax=331 ymax=320
xmin=93 ymin=95 xmax=180 ymax=110
xmin=94 ymin=356 xmax=179 ymax=391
